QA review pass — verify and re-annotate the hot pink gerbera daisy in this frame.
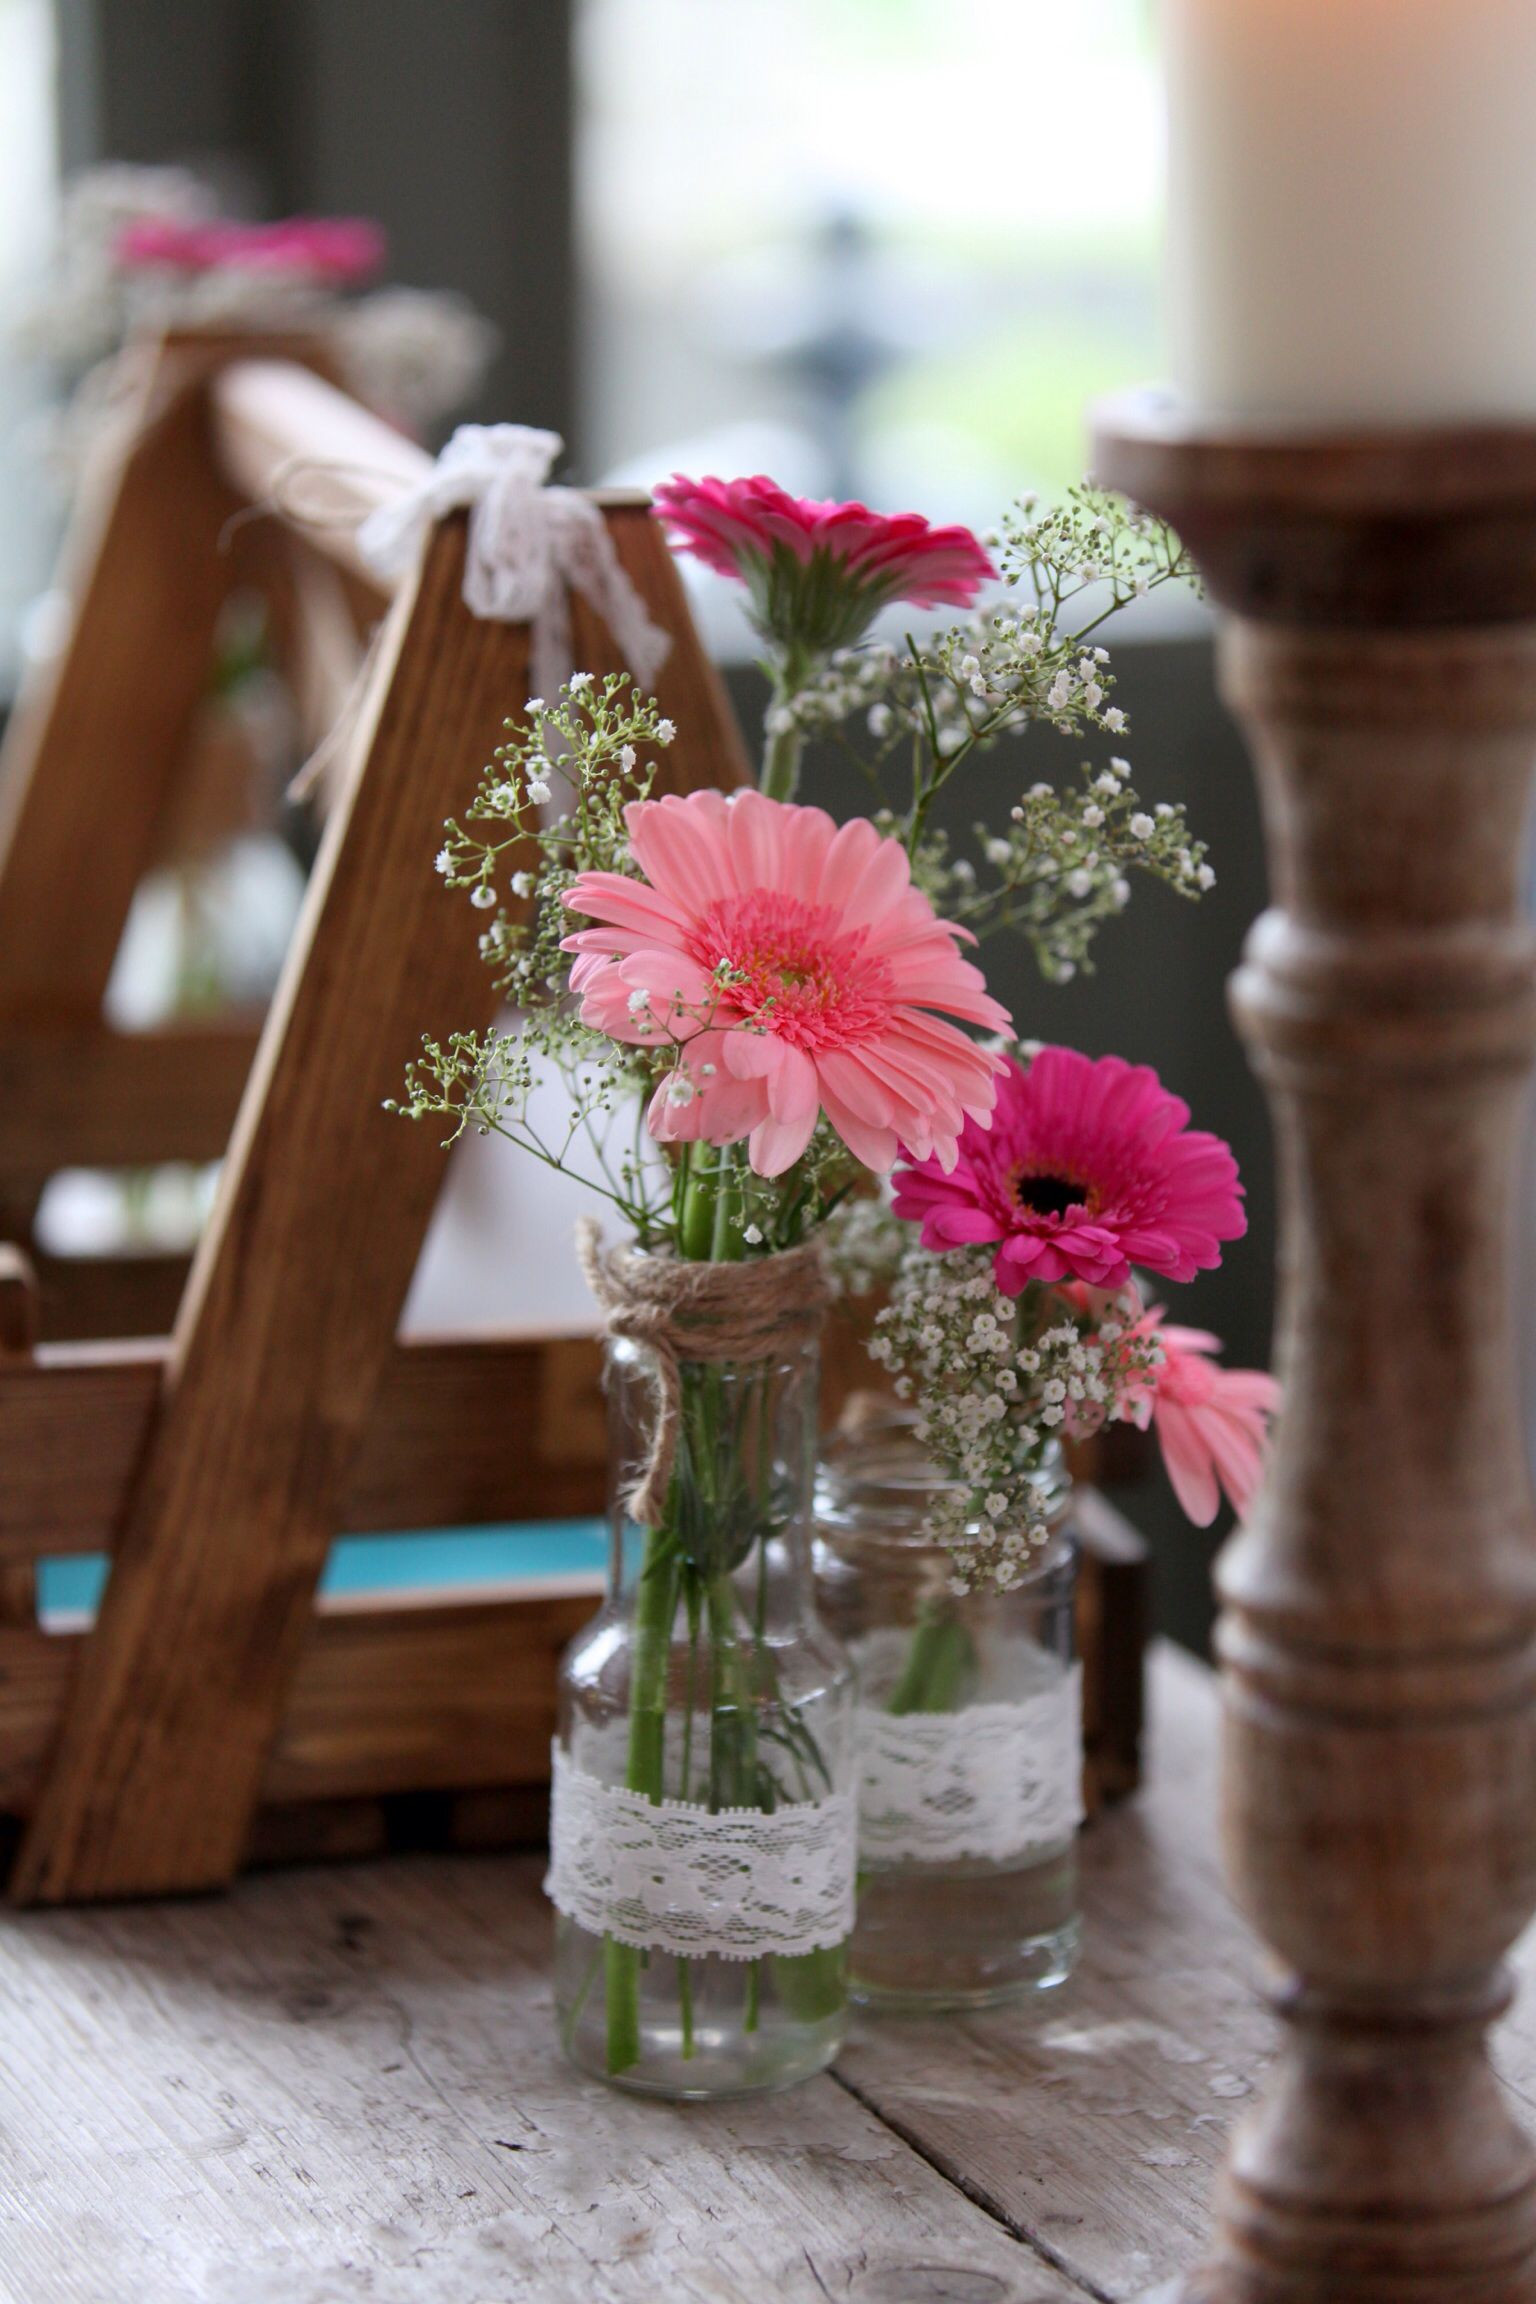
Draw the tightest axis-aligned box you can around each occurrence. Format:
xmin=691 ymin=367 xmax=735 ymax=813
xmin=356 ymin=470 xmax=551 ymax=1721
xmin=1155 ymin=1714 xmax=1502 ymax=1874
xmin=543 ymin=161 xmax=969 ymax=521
xmin=117 ymin=215 xmax=386 ymax=285
xmin=561 ymin=788 xmax=1011 ymax=1178
xmin=653 ymin=473 xmax=995 ymax=656
xmin=891 ymin=1044 xmax=1246 ymax=1294
xmin=1123 ymin=1309 xmax=1280 ymax=1527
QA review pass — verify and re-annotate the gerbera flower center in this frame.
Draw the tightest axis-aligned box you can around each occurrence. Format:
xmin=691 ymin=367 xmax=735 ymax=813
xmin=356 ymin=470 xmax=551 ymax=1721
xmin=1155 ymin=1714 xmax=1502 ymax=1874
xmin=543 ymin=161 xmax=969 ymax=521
xmin=689 ymin=889 xmax=894 ymax=1051
xmin=1015 ymin=1169 xmax=1091 ymax=1220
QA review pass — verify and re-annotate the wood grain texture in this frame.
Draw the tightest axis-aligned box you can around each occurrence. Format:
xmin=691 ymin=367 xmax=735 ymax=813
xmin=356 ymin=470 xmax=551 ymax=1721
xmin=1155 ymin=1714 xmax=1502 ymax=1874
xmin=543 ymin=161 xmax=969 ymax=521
xmin=0 ymin=1247 xmax=39 ymax=1627
xmin=0 ymin=1583 xmax=600 ymax=1816
xmin=1094 ymin=399 xmax=1536 ymax=2302
xmin=0 ymin=1023 xmax=261 ymax=1175
xmin=0 ymin=1650 xmax=1415 ymax=2304
xmin=0 ymin=1819 xmax=1107 ymax=2304
xmin=0 ymin=1335 xmax=605 ymax=1558
xmin=0 ymin=348 xmax=241 ymax=1026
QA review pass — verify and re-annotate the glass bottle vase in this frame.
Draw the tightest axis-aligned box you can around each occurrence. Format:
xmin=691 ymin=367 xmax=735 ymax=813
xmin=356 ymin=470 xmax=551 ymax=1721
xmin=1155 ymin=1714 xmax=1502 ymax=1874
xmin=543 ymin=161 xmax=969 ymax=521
xmin=550 ymin=1330 xmax=856 ymax=2098
xmin=816 ymin=1407 xmax=1082 ymax=2008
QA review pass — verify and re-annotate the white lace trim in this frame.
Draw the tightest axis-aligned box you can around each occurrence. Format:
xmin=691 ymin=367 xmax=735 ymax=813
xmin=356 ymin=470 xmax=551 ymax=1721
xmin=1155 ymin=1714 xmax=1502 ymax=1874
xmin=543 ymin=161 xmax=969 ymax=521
xmin=855 ymin=1662 xmax=1084 ymax=1866
xmin=545 ymin=1744 xmax=856 ymax=1960
xmin=358 ymin=424 xmax=672 ymax=701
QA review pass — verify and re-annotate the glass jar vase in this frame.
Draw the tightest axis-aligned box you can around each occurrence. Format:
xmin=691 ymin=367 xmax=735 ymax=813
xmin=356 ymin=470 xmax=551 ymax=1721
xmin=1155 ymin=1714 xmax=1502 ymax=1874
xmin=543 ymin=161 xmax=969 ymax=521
xmin=550 ymin=1329 xmax=856 ymax=2098
xmin=815 ymin=1408 xmax=1082 ymax=2008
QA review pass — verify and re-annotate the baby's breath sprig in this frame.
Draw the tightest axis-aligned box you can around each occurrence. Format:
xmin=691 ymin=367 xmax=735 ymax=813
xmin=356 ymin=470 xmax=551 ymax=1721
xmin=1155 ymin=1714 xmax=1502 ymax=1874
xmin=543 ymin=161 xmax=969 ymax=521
xmin=393 ymin=672 xmax=700 ymax=1245
xmin=752 ymin=486 xmax=1206 ymax=988
xmin=866 ymin=1239 xmax=1163 ymax=1593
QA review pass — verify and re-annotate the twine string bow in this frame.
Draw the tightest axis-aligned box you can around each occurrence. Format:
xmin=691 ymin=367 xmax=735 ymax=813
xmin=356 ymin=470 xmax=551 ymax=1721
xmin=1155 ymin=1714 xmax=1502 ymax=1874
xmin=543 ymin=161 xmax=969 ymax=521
xmin=355 ymin=422 xmax=672 ymax=703
xmin=576 ymin=1217 xmax=832 ymax=1530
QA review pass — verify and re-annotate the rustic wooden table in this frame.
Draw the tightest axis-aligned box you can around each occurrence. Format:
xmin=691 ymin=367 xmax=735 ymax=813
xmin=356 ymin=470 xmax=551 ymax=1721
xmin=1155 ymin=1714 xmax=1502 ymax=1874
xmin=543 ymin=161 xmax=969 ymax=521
xmin=3 ymin=1641 xmax=1484 ymax=2304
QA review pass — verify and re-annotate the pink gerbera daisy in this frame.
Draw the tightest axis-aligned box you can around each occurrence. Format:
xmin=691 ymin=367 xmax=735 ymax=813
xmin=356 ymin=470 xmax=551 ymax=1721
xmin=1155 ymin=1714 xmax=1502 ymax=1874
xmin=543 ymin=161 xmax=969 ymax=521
xmin=117 ymin=214 xmax=386 ymax=285
xmin=561 ymin=788 xmax=1011 ymax=1178
xmin=1123 ymin=1308 xmax=1281 ymax=1527
xmin=653 ymin=473 xmax=995 ymax=656
xmin=891 ymin=1044 xmax=1246 ymax=1294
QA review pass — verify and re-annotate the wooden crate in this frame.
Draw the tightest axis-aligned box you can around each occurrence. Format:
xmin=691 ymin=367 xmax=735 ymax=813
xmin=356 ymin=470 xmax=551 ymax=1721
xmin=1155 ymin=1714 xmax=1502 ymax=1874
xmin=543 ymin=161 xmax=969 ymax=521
xmin=0 ymin=339 xmax=1146 ymax=1902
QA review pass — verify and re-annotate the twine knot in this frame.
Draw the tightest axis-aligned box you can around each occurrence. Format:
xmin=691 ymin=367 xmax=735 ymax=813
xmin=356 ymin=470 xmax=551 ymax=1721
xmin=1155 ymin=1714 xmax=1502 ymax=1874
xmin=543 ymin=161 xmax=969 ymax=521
xmin=576 ymin=1217 xmax=832 ymax=1528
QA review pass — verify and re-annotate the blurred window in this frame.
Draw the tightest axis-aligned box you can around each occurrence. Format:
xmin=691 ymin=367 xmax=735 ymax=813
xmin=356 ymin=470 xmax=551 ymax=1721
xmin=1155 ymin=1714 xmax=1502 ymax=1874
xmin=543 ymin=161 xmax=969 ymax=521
xmin=578 ymin=0 xmax=1161 ymax=562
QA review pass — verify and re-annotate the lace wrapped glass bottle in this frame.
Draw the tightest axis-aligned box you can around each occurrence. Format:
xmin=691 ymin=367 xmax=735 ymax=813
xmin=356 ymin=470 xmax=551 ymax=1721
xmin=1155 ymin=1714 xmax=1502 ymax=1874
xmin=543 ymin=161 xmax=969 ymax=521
xmin=815 ymin=1409 xmax=1082 ymax=2007
xmin=549 ymin=1325 xmax=856 ymax=2099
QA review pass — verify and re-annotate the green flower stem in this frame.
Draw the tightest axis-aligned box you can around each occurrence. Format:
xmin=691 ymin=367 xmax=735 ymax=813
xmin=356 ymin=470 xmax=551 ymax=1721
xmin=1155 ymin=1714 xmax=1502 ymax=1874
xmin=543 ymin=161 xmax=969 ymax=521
xmin=760 ymin=653 xmax=812 ymax=800
xmin=889 ymin=1608 xmax=977 ymax=1716
xmin=605 ymin=1530 xmax=682 ymax=2075
xmin=760 ymin=716 xmax=803 ymax=803
xmin=603 ymin=1144 xmax=845 ymax=2073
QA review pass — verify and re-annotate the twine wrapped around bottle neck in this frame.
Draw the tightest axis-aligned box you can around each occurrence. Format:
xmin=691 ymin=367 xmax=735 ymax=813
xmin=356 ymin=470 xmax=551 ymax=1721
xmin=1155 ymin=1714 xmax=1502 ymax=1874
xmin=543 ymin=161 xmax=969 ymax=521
xmin=575 ymin=1217 xmax=832 ymax=1529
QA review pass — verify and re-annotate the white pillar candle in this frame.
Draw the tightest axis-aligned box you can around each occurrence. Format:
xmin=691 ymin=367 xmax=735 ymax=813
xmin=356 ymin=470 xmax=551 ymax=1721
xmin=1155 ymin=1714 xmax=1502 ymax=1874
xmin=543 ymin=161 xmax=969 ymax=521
xmin=1166 ymin=0 xmax=1536 ymax=424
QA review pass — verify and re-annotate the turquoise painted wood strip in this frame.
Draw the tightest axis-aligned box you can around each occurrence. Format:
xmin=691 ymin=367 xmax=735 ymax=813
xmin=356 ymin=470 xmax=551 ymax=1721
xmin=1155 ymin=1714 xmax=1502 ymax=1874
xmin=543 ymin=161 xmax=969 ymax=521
xmin=38 ymin=1518 xmax=609 ymax=1622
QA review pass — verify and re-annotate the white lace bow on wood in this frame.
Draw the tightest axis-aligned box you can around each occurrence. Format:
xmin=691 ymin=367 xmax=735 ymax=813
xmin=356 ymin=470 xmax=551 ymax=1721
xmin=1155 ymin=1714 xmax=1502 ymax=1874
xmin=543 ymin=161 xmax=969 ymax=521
xmin=357 ymin=423 xmax=672 ymax=703
xmin=546 ymin=1745 xmax=856 ymax=1961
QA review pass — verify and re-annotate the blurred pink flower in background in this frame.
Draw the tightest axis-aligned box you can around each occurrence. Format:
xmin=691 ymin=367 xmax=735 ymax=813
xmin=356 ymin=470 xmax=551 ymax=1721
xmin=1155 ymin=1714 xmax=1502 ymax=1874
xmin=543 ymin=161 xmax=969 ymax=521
xmin=117 ymin=215 xmax=386 ymax=285
xmin=653 ymin=472 xmax=996 ymax=656
xmin=562 ymin=787 xmax=1009 ymax=1178
xmin=893 ymin=1044 xmax=1246 ymax=1294
xmin=1122 ymin=1307 xmax=1280 ymax=1526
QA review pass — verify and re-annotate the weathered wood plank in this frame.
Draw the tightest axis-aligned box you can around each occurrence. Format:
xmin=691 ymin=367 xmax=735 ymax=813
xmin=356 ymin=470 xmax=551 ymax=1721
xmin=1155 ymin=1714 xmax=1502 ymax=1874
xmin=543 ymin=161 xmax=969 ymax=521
xmin=835 ymin=1644 xmax=1270 ymax=2302
xmin=0 ymin=1849 xmax=1091 ymax=2304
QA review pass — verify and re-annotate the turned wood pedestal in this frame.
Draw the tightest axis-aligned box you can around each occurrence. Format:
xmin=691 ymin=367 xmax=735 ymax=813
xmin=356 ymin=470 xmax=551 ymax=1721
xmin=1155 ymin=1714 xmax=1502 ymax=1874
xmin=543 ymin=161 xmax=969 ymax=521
xmin=1094 ymin=397 xmax=1536 ymax=2302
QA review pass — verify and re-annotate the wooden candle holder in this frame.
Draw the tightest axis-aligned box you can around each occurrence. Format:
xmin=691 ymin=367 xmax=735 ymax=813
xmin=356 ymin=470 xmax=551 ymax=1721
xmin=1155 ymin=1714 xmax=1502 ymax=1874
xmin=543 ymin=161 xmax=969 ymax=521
xmin=1094 ymin=391 xmax=1536 ymax=2303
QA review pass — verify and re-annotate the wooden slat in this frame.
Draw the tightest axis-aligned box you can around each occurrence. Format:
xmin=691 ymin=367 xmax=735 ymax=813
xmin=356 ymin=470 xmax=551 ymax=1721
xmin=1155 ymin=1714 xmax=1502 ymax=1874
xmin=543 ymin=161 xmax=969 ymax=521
xmin=0 ymin=1581 xmax=599 ymax=1813
xmin=13 ymin=504 xmax=750 ymax=1905
xmin=264 ymin=1584 xmax=597 ymax=1805
xmin=0 ymin=1250 xmax=40 ymax=1628
xmin=0 ymin=1333 xmax=606 ymax=1561
xmin=27 ymin=1250 xmax=192 ymax=1344
xmin=0 ymin=346 xmax=245 ymax=1024
xmin=212 ymin=359 xmax=431 ymax=591
xmin=0 ymin=1023 xmax=261 ymax=1174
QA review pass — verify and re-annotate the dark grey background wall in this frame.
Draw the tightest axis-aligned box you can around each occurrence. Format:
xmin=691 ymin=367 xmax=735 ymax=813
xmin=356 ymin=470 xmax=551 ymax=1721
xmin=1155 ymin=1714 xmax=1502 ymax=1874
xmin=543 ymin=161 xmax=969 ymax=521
xmin=55 ymin=0 xmax=577 ymax=447
xmin=51 ymin=0 xmax=1276 ymax=1653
